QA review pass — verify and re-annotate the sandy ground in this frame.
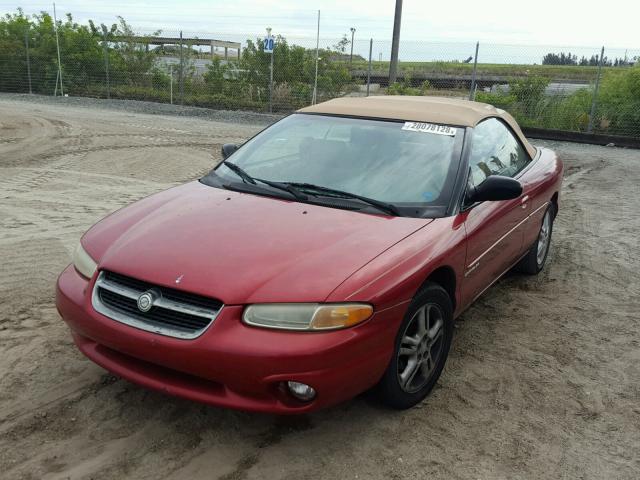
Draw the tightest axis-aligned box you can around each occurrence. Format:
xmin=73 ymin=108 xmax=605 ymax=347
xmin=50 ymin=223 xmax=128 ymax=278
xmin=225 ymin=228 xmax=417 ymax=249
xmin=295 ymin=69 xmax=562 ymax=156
xmin=0 ymin=96 xmax=638 ymax=480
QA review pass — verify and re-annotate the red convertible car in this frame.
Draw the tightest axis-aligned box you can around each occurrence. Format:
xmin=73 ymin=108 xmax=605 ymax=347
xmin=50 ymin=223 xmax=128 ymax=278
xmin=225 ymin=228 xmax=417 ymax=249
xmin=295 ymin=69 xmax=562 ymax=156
xmin=56 ymin=96 xmax=563 ymax=413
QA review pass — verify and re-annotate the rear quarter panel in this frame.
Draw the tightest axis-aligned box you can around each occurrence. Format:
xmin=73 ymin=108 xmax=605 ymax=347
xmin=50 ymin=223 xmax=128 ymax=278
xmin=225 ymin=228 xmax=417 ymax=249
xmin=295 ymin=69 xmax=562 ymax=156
xmin=520 ymin=146 xmax=564 ymax=248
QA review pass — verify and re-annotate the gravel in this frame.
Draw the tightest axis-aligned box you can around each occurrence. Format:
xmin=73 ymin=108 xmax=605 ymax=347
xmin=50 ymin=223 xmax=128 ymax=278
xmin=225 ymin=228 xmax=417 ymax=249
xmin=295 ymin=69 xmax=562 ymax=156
xmin=0 ymin=92 xmax=283 ymax=126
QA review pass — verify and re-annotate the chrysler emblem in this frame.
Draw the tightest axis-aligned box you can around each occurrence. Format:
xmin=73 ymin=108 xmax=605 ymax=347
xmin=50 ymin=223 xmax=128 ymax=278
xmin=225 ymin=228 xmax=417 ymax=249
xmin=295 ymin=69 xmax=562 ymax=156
xmin=137 ymin=290 xmax=156 ymax=312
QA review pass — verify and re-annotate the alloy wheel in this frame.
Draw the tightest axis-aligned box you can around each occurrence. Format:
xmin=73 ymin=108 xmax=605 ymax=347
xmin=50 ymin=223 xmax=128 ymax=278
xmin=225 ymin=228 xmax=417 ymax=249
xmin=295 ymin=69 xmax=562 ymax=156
xmin=397 ymin=303 xmax=445 ymax=393
xmin=536 ymin=209 xmax=552 ymax=267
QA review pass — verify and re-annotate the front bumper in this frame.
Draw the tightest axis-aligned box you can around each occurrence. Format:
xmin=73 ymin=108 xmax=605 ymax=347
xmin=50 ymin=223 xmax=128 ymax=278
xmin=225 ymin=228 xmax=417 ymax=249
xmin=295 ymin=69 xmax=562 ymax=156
xmin=56 ymin=265 xmax=406 ymax=413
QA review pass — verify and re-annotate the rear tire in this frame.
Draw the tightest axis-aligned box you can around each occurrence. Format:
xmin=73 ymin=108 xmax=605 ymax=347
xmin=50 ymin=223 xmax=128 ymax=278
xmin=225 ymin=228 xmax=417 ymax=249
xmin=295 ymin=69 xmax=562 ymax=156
xmin=377 ymin=283 xmax=453 ymax=410
xmin=516 ymin=204 xmax=555 ymax=275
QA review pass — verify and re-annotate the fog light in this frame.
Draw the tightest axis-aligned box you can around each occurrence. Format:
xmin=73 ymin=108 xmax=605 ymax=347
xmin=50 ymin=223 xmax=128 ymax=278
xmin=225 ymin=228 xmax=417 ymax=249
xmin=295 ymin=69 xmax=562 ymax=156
xmin=287 ymin=381 xmax=316 ymax=401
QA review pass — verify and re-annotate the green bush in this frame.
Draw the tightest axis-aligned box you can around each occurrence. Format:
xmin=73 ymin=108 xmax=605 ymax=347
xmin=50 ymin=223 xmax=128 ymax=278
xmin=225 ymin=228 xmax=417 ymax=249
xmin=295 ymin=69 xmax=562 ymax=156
xmin=539 ymin=89 xmax=592 ymax=131
xmin=239 ymin=36 xmax=354 ymax=103
xmin=475 ymin=67 xmax=640 ymax=136
xmin=509 ymin=75 xmax=549 ymax=117
xmin=386 ymin=77 xmax=431 ymax=96
xmin=203 ymin=58 xmax=227 ymax=94
xmin=597 ymin=66 xmax=640 ymax=135
xmin=475 ymin=91 xmax=517 ymax=110
xmin=182 ymin=93 xmax=265 ymax=111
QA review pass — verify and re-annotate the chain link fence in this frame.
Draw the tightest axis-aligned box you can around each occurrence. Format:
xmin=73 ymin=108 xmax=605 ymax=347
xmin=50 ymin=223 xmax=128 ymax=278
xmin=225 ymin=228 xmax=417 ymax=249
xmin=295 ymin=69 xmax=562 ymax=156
xmin=1 ymin=12 xmax=639 ymax=138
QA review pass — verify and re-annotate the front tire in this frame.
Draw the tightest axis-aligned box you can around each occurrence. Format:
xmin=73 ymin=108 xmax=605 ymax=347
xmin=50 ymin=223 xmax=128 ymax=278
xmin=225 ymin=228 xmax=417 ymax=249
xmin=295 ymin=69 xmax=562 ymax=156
xmin=378 ymin=283 xmax=454 ymax=409
xmin=516 ymin=204 xmax=555 ymax=275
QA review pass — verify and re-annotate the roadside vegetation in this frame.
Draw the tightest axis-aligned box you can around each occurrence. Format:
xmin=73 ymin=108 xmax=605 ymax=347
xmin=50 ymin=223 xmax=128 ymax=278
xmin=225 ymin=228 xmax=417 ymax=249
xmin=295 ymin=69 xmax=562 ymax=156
xmin=474 ymin=68 xmax=640 ymax=136
xmin=0 ymin=9 xmax=355 ymax=111
xmin=351 ymin=60 xmax=629 ymax=81
xmin=1 ymin=8 xmax=638 ymax=136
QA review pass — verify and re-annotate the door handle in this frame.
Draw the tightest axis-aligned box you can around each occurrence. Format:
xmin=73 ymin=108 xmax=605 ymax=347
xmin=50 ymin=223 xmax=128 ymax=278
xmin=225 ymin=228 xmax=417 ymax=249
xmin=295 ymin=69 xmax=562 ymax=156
xmin=520 ymin=195 xmax=529 ymax=209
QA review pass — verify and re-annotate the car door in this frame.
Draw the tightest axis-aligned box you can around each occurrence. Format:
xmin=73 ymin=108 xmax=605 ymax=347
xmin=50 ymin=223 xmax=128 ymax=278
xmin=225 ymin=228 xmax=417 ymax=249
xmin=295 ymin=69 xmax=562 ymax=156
xmin=460 ymin=118 xmax=533 ymax=303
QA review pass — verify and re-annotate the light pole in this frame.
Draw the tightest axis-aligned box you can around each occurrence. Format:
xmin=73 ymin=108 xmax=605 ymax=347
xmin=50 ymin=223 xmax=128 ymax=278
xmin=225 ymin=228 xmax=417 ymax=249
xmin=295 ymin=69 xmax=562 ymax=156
xmin=349 ymin=27 xmax=356 ymax=67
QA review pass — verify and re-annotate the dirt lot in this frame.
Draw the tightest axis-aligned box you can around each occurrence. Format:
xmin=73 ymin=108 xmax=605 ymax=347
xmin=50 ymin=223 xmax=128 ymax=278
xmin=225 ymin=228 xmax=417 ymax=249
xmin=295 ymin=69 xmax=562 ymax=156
xmin=0 ymin=95 xmax=638 ymax=480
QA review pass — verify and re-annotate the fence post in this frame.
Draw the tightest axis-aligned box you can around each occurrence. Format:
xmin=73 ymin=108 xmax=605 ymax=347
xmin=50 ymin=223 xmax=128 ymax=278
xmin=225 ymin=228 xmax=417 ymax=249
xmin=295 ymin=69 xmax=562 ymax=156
xmin=24 ymin=29 xmax=32 ymax=94
xmin=469 ymin=41 xmax=479 ymax=101
xmin=269 ymin=44 xmax=274 ymax=113
xmin=312 ymin=9 xmax=320 ymax=105
xmin=53 ymin=2 xmax=64 ymax=96
xmin=587 ymin=46 xmax=605 ymax=134
xmin=179 ymin=31 xmax=184 ymax=105
xmin=169 ymin=64 xmax=173 ymax=104
xmin=366 ymin=38 xmax=373 ymax=96
xmin=101 ymin=27 xmax=110 ymax=99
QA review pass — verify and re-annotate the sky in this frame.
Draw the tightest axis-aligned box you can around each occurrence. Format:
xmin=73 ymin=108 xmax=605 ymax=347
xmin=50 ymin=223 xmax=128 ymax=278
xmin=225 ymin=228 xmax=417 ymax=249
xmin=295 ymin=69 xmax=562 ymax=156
xmin=2 ymin=0 xmax=639 ymax=49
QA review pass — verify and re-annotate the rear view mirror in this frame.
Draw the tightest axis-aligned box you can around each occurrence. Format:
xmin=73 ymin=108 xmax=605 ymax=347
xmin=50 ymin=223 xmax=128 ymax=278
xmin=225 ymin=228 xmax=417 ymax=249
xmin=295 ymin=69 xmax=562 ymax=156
xmin=466 ymin=175 xmax=522 ymax=204
xmin=221 ymin=143 xmax=239 ymax=160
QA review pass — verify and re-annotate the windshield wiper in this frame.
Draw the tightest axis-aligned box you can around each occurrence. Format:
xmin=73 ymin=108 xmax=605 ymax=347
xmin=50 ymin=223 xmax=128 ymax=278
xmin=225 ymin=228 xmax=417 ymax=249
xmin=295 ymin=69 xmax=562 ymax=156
xmin=222 ymin=160 xmax=256 ymax=185
xmin=221 ymin=162 xmax=307 ymax=200
xmin=254 ymin=178 xmax=308 ymax=201
xmin=220 ymin=164 xmax=393 ymax=213
xmin=285 ymin=182 xmax=401 ymax=216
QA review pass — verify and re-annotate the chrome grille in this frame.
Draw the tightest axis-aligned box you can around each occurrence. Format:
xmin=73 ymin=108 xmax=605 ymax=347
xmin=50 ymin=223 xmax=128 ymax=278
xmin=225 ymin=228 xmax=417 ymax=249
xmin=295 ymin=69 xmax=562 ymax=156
xmin=92 ymin=271 xmax=223 ymax=339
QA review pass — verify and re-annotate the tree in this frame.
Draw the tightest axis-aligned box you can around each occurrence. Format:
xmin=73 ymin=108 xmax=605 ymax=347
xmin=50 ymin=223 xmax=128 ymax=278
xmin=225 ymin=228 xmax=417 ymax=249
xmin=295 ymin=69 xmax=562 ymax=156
xmin=333 ymin=34 xmax=350 ymax=54
xmin=542 ymin=52 xmax=578 ymax=65
xmin=107 ymin=17 xmax=160 ymax=86
xmin=0 ymin=7 xmax=354 ymax=110
xmin=237 ymin=35 xmax=353 ymax=107
xmin=203 ymin=57 xmax=228 ymax=93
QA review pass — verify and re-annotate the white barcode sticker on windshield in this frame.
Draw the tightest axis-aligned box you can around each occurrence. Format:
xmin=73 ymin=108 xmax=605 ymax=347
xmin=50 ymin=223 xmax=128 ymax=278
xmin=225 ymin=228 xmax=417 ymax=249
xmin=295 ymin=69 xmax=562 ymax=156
xmin=402 ymin=122 xmax=457 ymax=136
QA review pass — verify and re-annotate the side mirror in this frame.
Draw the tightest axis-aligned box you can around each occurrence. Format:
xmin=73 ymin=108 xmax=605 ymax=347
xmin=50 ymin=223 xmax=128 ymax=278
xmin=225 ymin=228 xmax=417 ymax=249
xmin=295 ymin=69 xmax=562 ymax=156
xmin=221 ymin=143 xmax=239 ymax=160
xmin=466 ymin=175 xmax=523 ymax=204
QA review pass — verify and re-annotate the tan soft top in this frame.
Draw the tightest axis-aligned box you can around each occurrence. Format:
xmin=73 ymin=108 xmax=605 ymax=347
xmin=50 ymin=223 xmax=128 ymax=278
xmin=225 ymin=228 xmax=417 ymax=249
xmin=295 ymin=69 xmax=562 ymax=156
xmin=298 ymin=96 xmax=536 ymax=158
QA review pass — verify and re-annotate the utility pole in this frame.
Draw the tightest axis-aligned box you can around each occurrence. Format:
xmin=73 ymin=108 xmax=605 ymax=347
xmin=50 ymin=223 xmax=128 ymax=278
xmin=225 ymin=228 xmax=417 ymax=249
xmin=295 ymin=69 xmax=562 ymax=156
xmin=388 ymin=0 xmax=403 ymax=84
xmin=349 ymin=27 xmax=356 ymax=68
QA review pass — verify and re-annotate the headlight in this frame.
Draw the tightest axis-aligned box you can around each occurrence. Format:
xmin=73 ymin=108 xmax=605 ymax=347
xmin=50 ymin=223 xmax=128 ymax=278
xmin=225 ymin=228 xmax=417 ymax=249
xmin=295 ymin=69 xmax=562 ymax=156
xmin=243 ymin=303 xmax=373 ymax=331
xmin=72 ymin=242 xmax=98 ymax=279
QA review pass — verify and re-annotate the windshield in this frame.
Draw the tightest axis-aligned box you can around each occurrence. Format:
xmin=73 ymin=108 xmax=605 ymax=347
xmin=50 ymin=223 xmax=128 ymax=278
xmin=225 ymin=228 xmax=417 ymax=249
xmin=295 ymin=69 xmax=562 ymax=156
xmin=204 ymin=113 xmax=463 ymax=216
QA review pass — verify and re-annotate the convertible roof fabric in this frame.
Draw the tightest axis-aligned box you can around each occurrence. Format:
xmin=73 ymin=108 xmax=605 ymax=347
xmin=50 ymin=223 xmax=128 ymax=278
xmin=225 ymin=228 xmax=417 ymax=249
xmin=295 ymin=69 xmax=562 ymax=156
xmin=299 ymin=96 xmax=536 ymax=158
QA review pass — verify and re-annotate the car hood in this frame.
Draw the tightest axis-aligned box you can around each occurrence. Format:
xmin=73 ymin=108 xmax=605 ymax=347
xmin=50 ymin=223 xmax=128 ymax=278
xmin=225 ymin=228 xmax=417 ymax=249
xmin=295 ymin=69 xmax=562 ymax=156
xmin=84 ymin=181 xmax=432 ymax=304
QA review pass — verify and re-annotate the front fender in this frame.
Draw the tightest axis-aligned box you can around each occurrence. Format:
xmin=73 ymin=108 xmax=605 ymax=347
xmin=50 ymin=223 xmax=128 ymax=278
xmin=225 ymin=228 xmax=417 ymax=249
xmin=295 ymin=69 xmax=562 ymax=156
xmin=325 ymin=217 xmax=466 ymax=316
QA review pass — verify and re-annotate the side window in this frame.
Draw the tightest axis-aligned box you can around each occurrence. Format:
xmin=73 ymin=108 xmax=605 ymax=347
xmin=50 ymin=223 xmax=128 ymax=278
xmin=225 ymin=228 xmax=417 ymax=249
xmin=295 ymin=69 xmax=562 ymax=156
xmin=468 ymin=118 xmax=530 ymax=188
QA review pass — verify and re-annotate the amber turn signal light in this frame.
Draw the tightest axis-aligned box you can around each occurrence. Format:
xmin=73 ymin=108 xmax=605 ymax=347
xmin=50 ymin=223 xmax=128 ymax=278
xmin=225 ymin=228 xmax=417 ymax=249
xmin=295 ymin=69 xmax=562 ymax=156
xmin=310 ymin=304 xmax=373 ymax=330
